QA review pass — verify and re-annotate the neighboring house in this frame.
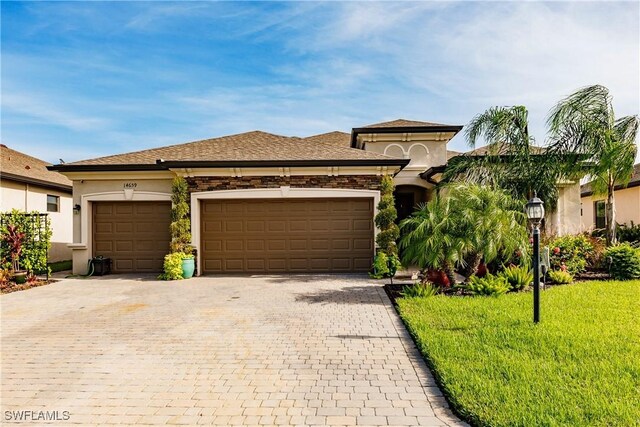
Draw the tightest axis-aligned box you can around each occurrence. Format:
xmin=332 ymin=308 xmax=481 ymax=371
xmin=580 ymin=163 xmax=640 ymax=231
xmin=1 ymin=144 xmax=73 ymax=262
xmin=49 ymin=119 xmax=581 ymax=275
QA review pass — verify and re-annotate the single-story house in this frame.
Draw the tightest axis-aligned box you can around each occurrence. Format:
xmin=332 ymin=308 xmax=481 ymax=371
xmin=49 ymin=119 xmax=582 ymax=275
xmin=580 ymin=163 xmax=640 ymax=231
xmin=1 ymin=144 xmax=73 ymax=262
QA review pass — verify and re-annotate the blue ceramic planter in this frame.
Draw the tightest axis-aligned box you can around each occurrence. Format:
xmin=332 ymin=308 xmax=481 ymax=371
xmin=181 ymin=257 xmax=195 ymax=279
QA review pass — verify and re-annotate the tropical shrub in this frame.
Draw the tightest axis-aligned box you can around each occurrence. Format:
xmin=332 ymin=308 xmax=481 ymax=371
xmin=169 ymin=177 xmax=193 ymax=255
xmin=400 ymin=184 xmax=528 ymax=284
xmin=465 ymin=273 xmax=510 ymax=296
xmin=547 ymin=234 xmax=594 ymax=275
xmin=498 ymin=265 xmax=532 ymax=291
xmin=548 ymin=270 xmax=573 ymax=284
xmin=604 ymin=243 xmax=640 ymax=280
xmin=159 ymin=252 xmax=187 ymax=280
xmin=370 ymin=251 xmax=402 ymax=279
xmin=0 ymin=210 xmax=52 ymax=274
xmin=371 ymin=176 xmax=401 ymax=279
xmin=617 ymin=222 xmax=640 ymax=244
xmin=401 ymin=281 xmax=438 ymax=298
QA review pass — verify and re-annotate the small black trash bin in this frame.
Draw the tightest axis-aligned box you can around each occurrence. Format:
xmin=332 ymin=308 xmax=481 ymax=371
xmin=92 ymin=257 xmax=112 ymax=276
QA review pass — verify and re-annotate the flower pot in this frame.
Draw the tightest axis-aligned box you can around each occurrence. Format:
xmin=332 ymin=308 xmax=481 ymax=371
xmin=426 ymin=269 xmax=450 ymax=287
xmin=13 ymin=271 xmax=27 ymax=284
xmin=181 ymin=257 xmax=195 ymax=279
xmin=476 ymin=262 xmax=488 ymax=278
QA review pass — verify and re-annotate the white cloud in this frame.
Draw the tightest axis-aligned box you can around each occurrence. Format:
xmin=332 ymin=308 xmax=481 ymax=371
xmin=2 ymin=92 xmax=110 ymax=131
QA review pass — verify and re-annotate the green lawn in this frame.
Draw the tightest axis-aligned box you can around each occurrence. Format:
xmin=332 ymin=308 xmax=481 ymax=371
xmin=397 ymin=281 xmax=640 ymax=427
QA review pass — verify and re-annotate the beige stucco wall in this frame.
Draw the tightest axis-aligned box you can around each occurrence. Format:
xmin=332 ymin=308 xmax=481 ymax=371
xmin=67 ymin=176 xmax=174 ymax=274
xmin=357 ymin=132 xmax=454 ymax=189
xmin=1 ymin=179 xmax=73 ymax=262
xmin=581 ymin=186 xmax=640 ymax=232
xmin=547 ymin=182 xmax=582 ymax=236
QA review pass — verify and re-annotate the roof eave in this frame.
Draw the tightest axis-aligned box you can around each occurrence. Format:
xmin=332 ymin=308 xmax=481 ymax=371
xmin=158 ymin=159 xmax=411 ymax=168
xmin=48 ymin=163 xmax=167 ymax=172
xmin=47 ymin=158 xmax=411 ymax=173
xmin=1 ymin=172 xmax=72 ymax=193
xmin=581 ymin=179 xmax=640 ymax=197
xmin=350 ymin=125 xmax=464 ymax=148
xmin=419 ymin=165 xmax=447 ymax=185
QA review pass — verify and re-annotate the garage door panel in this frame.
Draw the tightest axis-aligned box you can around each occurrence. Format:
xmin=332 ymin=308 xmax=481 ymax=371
xmin=353 ymin=219 xmax=373 ymax=231
xmin=115 ymin=240 xmax=134 ymax=252
xmin=225 ymin=240 xmax=243 ymax=251
xmin=290 ymin=239 xmax=307 ymax=251
xmin=204 ymin=221 xmax=222 ymax=233
xmin=225 ymin=259 xmax=244 ymax=271
xmin=354 ymin=258 xmax=372 ymax=270
xmin=225 ymin=221 xmax=243 ymax=232
xmin=115 ymin=259 xmax=134 ymax=271
xmin=93 ymin=201 xmax=170 ymax=273
xmin=246 ymin=240 xmax=265 ymax=251
xmin=246 ymin=259 xmax=265 ymax=271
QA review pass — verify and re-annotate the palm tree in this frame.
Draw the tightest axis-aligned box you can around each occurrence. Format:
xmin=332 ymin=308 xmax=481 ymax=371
xmin=399 ymin=183 xmax=529 ymax=282
xmin=399 ymin=194 xmax=468 ymax=285
xmin=442 ymin=106 xmax=572 ymax=210
xmin=547 ymin=85 xmax=639 ymax=245
xmin=447 ymin=183 xmax=529 ymax=276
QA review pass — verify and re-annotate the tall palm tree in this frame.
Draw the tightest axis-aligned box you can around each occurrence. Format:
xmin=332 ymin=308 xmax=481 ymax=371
xmin=442 ymin=106 xmax=571 ymax=210
xmin=547 ymin=85 xmax=639 ymax=244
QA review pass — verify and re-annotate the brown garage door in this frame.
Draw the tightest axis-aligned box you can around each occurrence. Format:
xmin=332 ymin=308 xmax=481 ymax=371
xmin=93 ymin=201 xmax=171 ymax=273
xmin=201 ymin=198 xmax=374 ymax=273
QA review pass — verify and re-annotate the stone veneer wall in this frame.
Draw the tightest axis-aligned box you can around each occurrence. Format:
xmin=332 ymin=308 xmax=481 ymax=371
xmin=186 ymin=175 xmax=382 ymax=193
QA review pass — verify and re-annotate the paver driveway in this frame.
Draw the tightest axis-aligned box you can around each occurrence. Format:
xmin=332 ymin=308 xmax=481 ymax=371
xmin=1 ymin=275 xmax=465 ymax=426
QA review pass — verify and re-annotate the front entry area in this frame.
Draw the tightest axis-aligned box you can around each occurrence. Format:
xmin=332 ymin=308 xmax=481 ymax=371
xmin=200 ymin=198 xmax=374 ymax=273
xmin=92 ymin=201 xmax=171 ymax=273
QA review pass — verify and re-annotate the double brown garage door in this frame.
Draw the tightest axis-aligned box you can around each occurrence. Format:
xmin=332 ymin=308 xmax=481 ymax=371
xmin=93 ymin=201 xmax=171 ymax=273
xmin=201 ymin=198 xmax=374 ymax=273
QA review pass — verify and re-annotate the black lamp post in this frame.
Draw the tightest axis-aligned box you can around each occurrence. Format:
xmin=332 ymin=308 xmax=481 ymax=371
xmin=525 ymin=193 xmax=545 ymax=324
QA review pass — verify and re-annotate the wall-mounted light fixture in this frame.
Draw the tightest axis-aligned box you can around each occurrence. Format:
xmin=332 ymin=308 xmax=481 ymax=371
xmin=73 ymin=204 xmax=81 ymax=214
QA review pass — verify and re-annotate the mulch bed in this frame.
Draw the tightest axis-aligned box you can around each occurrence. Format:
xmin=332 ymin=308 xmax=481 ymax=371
xmin=1 ymin=279 xmax=54 ymax=294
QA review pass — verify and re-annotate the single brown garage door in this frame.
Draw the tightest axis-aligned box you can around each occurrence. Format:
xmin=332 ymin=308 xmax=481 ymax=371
xmin=201 ymin=198 xmax=374 ymax=273
xmin=93 ymin=201 xmax=171 ymax=273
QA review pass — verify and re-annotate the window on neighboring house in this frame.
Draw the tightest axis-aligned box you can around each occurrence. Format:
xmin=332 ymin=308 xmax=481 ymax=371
xmin=594 ymin=200 xmax=606 ymax=229
xmin=47 ymin=195 xmax=59 ymax=213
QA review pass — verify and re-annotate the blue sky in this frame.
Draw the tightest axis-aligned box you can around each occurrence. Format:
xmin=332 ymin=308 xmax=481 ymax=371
xmin=2 ymin=1 xmax=639 ymax=164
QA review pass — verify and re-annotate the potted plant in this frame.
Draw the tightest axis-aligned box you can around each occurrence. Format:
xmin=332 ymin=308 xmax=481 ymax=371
xmin=4 ymin=225 xmax=27 ymax=284
xmin=181 ymin=248 xmax=195 ymax=279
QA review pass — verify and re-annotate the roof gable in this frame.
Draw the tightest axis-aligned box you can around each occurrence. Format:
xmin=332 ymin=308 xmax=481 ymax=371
xmin=361 ymin=119 xmax=456 ymax=129
xmin=1 ymin=144 xmax=72 ymax=190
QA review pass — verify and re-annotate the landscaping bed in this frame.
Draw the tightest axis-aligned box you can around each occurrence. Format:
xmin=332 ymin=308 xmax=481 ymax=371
xmin=1 ymin=277 xmax=54 ymax=294
xmin=396 ymin=280 xmax=640 ymax=426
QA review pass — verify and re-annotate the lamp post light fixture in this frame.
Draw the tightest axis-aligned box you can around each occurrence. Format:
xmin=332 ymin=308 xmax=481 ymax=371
xmin=525 ymin=193 xmax=545 ymax=324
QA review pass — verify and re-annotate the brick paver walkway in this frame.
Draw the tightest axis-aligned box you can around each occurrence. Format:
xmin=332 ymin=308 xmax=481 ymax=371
xmin=1 ymin=275 xmax=466 ymax=426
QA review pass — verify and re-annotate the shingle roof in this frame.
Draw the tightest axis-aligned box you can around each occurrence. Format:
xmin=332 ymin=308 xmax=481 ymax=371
xmin=361 ymin=119 xmax=456 ymax=128
xmin=1 ymin=144 xmax=72 ymax=190
xmin=303 ymin=131 xmax=351 ymax=147
xmin=462 ymin=145 xmax=547 ymax=156
xmin=61 ymin=130 xmax=400 ymax=167
xmin=447 ymin=150 xmax=462 ymax=160
xmin=581 ymin=163 xmax=640 ymax=196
